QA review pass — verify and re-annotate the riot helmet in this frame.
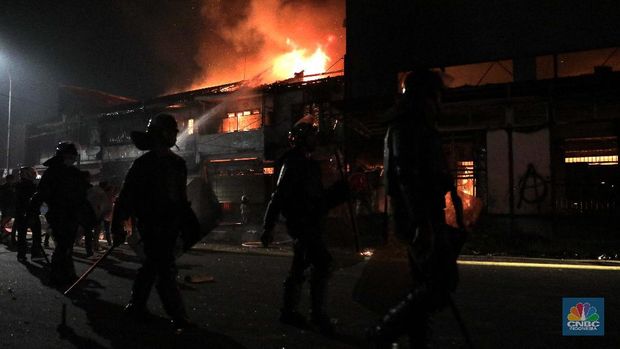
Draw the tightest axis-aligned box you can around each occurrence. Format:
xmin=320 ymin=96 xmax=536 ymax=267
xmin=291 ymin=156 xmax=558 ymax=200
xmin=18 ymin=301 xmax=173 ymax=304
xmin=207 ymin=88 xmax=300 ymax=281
xmin=43 ymin=141 xmax=79 ymax=167
xmin=402 ymin=69 xmax=444 ymax=102
xmin=288 ymin=121 xmax=318 ymax=150
xmin=55 ymin=142 xmax=78 ymax=157
xmin=131 ymin=113 xmax=179 ymax=150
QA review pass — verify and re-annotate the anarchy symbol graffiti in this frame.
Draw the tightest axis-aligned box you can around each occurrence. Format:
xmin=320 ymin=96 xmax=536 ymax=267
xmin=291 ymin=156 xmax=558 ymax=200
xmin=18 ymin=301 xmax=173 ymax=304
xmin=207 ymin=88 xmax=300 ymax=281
xmin=517 ymin=163 xmax=548 ymax=208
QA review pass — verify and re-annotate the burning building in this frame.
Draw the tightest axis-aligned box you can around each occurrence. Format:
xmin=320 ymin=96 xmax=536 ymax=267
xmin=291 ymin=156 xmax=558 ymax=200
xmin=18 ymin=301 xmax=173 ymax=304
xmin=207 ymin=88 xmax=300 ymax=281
xmin=345 ymin=1 xmax=620 ymax=239
xmin=25 ymin=74 xmax=346 ymax=225
xmin=25 ymin=0 xmax=349 ymax=223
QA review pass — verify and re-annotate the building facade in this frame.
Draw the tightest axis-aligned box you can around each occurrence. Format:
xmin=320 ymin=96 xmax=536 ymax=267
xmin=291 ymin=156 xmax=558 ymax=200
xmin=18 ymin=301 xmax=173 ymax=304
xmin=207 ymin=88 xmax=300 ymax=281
xmin=345 ymin=1 xmax=620 ymax=238
xmin=26 ymin=77 xmax=346 ymax=222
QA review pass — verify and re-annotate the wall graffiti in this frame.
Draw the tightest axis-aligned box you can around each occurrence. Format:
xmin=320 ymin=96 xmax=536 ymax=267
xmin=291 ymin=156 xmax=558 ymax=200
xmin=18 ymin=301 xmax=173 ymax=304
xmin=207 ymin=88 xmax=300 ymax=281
xmin=517 ymin=163 xmax=548 ymax=208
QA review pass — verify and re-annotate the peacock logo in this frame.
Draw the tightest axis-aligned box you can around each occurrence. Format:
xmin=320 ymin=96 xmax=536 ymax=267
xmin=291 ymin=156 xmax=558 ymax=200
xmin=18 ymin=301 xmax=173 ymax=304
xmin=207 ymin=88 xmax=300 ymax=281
xmin=563 ymin=298 xmax=604 ymax=336
xmin=567 ymin=302 xmax=599 ymax=322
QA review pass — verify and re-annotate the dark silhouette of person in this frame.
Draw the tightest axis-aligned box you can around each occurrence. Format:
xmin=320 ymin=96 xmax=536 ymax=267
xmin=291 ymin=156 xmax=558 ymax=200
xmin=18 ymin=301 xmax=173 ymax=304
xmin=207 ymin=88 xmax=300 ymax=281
xmin=0 ymin=173 xmax=17 ymax=245
xmin=367 ymin=69 xmax=465 ymax=348
xmin=98 ymin=181 xmax=115 ymax=247
xmin=261 ymin=119 xmax=348 ymax=336
xmin=31 ymin=142 xmax=91 ymax=286
xmin=14 ymin=167 xmax=44 ymax=261
xmin=78 ymin=170 xmax=98 ymax=257
xmin=240 ymin=195 xmax=250 ymax=224
xmin=112 ymin=113 xmax=194 ymax=333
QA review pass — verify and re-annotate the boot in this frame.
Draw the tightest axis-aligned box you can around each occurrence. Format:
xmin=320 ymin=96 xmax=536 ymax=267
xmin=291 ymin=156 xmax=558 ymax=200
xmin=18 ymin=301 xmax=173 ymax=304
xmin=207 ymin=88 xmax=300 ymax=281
xmin=129 ymin=270 xmax=155 ymax=314
xmin=155 ymin=266 xmax=192 ymax=330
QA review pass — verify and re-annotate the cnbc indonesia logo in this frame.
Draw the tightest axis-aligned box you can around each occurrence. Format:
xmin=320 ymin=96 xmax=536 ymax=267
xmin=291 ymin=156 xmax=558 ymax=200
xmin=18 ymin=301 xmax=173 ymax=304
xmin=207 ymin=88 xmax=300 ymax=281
xmin=567 ymin=303 xmax=600 ymax=330
xmin=563 ymin=298 xmax=604 ymax=336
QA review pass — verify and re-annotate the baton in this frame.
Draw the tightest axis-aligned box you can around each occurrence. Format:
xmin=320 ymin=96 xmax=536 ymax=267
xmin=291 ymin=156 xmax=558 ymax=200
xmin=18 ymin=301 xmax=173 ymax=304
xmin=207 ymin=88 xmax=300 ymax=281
xmin=63 ymin=246 xmax=116 ymax=295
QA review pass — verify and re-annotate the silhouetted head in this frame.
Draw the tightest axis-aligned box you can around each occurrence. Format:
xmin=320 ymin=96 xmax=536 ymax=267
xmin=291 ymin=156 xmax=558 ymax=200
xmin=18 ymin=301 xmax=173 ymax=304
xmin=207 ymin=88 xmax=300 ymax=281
xmin=401 ymin=69 xmax=445 ymax=125
xmin=288 ymin=120 xmax=318 ymax=151
xmin=44 ymin=141 xmax=79 ymax=167
xmin=19 ymin=167 xmax=37 ymax=182
xmin=131 ymin=113 xmax=179 ymax=150
xmin=402 ymin=69 xmax=444 ymax=102
xmin=4 ymin=174 xmax=16 ymax=184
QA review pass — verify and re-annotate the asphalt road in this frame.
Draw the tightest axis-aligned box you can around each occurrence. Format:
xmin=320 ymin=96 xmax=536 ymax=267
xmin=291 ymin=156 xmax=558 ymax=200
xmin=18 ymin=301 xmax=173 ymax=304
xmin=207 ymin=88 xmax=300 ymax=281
xmin=0 ymin=242 xmax=618 ymax=348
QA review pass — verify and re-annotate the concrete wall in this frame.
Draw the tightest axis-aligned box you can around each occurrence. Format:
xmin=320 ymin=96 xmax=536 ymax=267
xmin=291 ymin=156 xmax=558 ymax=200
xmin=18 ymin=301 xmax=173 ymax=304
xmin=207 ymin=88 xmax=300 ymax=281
xmin=486 ymin=128 xmax=552 ymax=215
xmin=486 ymin=130 xmax=510 ymax=214
xmin=513 ymin=128 xmax=551 ymax=215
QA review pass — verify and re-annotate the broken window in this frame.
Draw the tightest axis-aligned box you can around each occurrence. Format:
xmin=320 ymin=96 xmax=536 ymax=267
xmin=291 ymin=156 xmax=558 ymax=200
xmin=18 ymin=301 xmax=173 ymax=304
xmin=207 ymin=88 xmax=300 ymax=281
xmin=564 ymin=137 xmax=619 ymax=166
xmin=220 ymin=109 xmax=261 ymax=133
xmin=456 ymin=160 xmax=476 ymax=196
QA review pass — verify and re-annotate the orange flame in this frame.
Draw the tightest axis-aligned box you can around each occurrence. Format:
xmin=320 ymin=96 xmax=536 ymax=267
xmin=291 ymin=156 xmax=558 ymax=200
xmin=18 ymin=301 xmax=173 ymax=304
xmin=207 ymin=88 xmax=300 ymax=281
xmin=272 ymin=39 xmax=330 ymax=80
xmin=184 ymin=0 xmax=345 ymax=92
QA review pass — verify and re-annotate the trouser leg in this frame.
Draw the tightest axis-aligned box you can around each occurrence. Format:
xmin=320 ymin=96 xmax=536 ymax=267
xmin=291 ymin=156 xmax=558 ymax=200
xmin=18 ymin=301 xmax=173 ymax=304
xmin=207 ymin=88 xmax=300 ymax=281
xmin=29 ymin=217 xmax=44 ymax=258
xmin=131 ymin=259 xmax=157 ymax=309
xmin=82 ymin=226 xmax=94 ymax=255
xmin=44 ymin=227 xmax=50 ymax=246
xmin=15 ymin=218 xmax=27 ymax=257
xmin=282 ymin=241 xmax=307 ymax=313
xmin=308 ymin=240 xmax=332 ymax=319
xmin=155 ymin=260 xmax=187 ymax=321
xmin=140 ymin=235 xmax=187 ymax=321
xmin=103 ymin=221 xmax=111 ymax=245
xmin=30 ymin=215 xmax=42 ymax=249
xmin=50 ymin=221 xmax=78 ymax=283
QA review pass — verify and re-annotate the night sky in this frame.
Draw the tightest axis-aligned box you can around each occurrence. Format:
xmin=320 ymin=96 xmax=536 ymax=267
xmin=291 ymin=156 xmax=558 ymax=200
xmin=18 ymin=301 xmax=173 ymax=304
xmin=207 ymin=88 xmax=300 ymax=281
xmin=1 ymin=1 xmax=205 ymax=103
xmin=0 ymin=1 xmax=203 ymax=166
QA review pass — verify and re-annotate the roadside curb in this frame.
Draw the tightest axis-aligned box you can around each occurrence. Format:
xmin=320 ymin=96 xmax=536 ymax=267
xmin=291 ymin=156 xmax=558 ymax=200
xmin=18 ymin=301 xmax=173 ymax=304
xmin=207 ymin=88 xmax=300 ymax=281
xmin=191 ymin=242 xmax=620 ymax=268
xmin=458 ymin=254 xmax=620 ymax=266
